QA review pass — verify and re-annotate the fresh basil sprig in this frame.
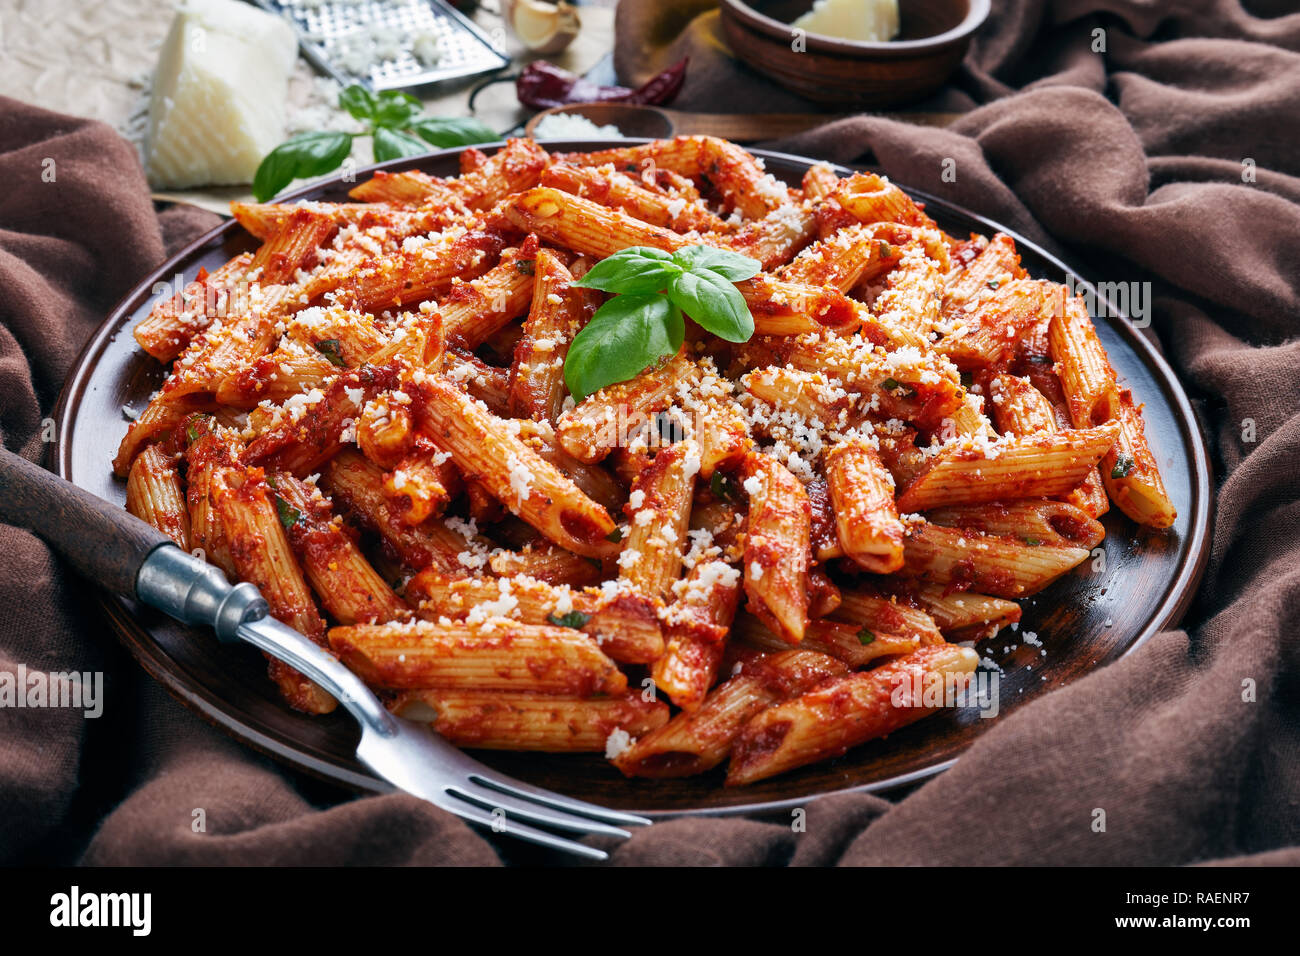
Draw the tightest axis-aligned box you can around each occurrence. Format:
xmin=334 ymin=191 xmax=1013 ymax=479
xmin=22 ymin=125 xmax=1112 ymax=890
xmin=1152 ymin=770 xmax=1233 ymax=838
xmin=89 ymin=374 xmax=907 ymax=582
xmin=564 ymin=245 xmax=761 ymax=402
xmin=252 ymin=84 xmax=498 ymax=202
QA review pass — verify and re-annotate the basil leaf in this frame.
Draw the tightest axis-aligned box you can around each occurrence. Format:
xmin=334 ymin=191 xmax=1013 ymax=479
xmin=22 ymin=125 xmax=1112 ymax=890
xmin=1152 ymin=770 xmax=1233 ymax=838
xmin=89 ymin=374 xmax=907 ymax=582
xmin=1111 ymin=453 xmax=1135 ymax=479
xmin=671 ymin=246 xmax=760 ymax=282
xmin=667 ymin=269 xmax=753 ymax=343
xmin=370 ymin=90 xmax=422 ymax=130
xmin=409 ymin=116 xmax=499 ymax=148
xmin=605 ymin=527 xmax=623 ymax=542
xmin=372 ymin=127 xmax=429 ymax=162
xmin=564 ymin=294 xmax=683 ymax=402
xmin=338 ymin=84 xmax=376 ymax=122
xmin=313 ymin=339 xmax=347 ymax=368
xmin=547 ymin=611 xmax=591 ymax=629
xmin=573 ymin=247 xmax=681 ymax=294
xmin=1023 ymin=537 xmax=1042 ymax=547
xmin=252 ymin=131 xmax=354 ymax=202
xmin=515 ymin=258 xmax=536 ymax=276
xmin=857 ymin=627 xmax=876 ymax=645
xmin=274 ymin=496 xmax=301 ymax=530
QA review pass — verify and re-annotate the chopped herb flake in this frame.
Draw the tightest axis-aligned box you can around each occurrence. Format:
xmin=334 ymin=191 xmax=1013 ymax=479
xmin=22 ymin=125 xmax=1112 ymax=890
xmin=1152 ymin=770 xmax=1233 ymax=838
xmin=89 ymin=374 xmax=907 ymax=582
xmin=547 ymin=611 xmax=591 ymax=629
xmin=313 ymin=339 xmax=347 ymax=367
xmin=857 ymin=627 xmax=876 ymax=645
xmin=274 ymin=496 xmax=301 ymax=530
xmin=1111 ymin=454 xmax=1135 ymax=479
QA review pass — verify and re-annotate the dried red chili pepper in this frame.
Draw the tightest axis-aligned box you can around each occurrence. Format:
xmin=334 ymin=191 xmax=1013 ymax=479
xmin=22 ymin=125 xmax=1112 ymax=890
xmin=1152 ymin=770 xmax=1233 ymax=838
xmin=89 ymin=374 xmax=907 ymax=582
xmin=517 ymin=58 xmax=688 ymax=110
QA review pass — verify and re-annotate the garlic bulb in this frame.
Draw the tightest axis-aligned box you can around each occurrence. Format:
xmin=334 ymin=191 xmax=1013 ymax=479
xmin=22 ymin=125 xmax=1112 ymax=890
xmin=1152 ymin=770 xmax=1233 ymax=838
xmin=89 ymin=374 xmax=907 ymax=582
xmin=503 ymin=0 xmax=581 ymax=55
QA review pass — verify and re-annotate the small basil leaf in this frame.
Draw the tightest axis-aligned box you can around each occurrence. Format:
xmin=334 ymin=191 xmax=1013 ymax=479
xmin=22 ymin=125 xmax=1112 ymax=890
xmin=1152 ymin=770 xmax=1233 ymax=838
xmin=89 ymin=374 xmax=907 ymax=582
xmin=338 ymin=84 xmax=377 ymax=122
xmin=671 ymin=245 xmax=761 ymax=281
xmin=252 ymin=131 xmax=354 ymax=202
xmin=605 ymin=527 xmax=623 ymax=542
xmin=409 ymin=116 xmax=500 ymax=148
xmin=370 ymin=90 xmax=423 ymax=129
xmin=1111 ymin=453 xmax=1135 ymax=479
xmin=547 ymin=611 xmax=591 ymax=629
xmin=564 ymin=294 xmax=682 ymax=402
xmin=313 ymin=339 xmax=347 ymax=368
xmin=572 ymin=247 xmax=681 ymax=294
xmin=857 ymin=627 xmax=876 ymax=645
xmin=666 ymin=269 xmax=754 ymax=343
xmin=372 ymin=127 xmax=429 ymax=163
xmin=274 ymin=496 xmax=301 ymax=530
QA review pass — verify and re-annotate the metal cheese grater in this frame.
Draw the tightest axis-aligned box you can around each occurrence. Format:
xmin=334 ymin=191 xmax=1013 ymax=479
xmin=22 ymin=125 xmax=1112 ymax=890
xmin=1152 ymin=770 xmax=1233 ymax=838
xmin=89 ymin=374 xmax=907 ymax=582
xmin=251 ymin=0 xmax=509 ymax=92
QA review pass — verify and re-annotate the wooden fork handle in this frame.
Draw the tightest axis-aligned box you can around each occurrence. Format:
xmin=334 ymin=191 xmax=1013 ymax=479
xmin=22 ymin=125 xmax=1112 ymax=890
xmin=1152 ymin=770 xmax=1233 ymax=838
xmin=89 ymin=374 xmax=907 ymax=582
xmin=0 ymin=445 xmax=168 ymax=597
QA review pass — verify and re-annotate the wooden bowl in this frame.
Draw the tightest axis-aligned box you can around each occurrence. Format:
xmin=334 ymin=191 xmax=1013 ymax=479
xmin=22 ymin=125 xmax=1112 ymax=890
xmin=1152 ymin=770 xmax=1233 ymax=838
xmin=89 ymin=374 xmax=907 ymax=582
xmin=720 ymin=0 xmax=990 ymax=107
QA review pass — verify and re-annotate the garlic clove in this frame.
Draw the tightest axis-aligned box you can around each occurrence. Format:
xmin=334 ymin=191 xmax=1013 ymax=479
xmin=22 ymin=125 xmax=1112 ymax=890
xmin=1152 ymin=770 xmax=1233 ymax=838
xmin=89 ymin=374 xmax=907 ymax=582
xmin=504 ymin=0 xmax=581 ymax=56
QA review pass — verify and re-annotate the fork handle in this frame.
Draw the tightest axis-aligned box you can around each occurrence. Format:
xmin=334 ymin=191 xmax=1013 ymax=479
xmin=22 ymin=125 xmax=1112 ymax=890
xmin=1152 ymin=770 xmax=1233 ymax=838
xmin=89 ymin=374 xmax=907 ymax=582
xmin=0 ymin=445 xmax=169 ymax=597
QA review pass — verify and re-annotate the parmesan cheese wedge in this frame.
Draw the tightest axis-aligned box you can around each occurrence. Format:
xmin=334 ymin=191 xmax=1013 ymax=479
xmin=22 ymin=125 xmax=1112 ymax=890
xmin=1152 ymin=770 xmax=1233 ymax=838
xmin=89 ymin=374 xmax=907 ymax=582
xmin=145 ymin=0 xmax=298 ymax=189
xmin=793 ymin=0 xmax=900 ymax=44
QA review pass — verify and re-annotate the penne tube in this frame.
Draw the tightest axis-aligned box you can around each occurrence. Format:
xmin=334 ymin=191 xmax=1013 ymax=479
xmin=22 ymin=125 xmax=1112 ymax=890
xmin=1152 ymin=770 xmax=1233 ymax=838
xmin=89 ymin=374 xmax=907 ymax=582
xmin=779 ymin=221 xmax=911 ymax=291
xmin=209 ymin=465 xmax=336 ymax=715
xmin=734 ymin=610 xmax=918 ymax=668
xmin=831 ymin=172 xmax=940 ymax=232
xmin=801 ymin=163 xmax=840 ymax=199
xmin=654 ymin=558 xmax=743 ymax=710
xmin=247 ymin=207 xmax=337 ymax=285
xmin=506 ymin=186 xmax=690 ymax=259
xmin=126 ymin=445 xmax=191 ymax=550
xmin=900 ymin=521 xmax=1091 ymax=598
xmin=382 ymin=443 xmax=460 ymax=526
xmin=440 ymin=242 xmax=540 ymax=350
xmin=271 ymin=474 xmax=408 ymax=625
xmin=328 ymin=619 xmax=627 ymax=696
xmin=406 ymin=570 xmax=664 ymax=665
xmin=942 ymin=233 xmax=1027 ymax=316
xmin=322 ymin=450 xmax=482 ymax=574
xmin=898 ymin=581 xmax=1022 ymax=640
xmin=392 ymin=690 xmax=669 ymax=752
xmin=895 ymin=422 xmax=1120 ymax=512
xmin=619 ymin=441 xmax=697 ymax=601
xmin=614 ymin=648 xmax=847 ymax=778
xmin=244 ymin=364 xmax=403 ymax=477
xmin=232 ymin=198 xmax=467 ymax=241
xmin=443 ymin=350 xmax=512 ymax=417
xmin=938 ymin=279 xmax=1056 ymax=370
xmin=924 ymin=498 xmax=1106 ymax=551
xmin=347 ymin=168 xmax=464 ymax=207
xmin=445 ymin=137 xmax=549 ymax=210
xmin=133 ymin=254 xmax=255 ymax=362
xmin=507 ymin=249 xmax=595 ymax=423
xmin=717 ymin=202 xmax=818 ymax=270
xmin=825 ymin=438 xmax=903 ymax=573
xmin=412 ymin=372 xmax=620 ymax=559
xmin=726 ymin=644 xmax=979 ymax=785
xmin=516 ymin=419 xmax=625 ymax=516
xmin=740 ymin=452 xmax=811 ymax=643
xmin=182 ymin=417 xmax=241 ymax=578
xmin=541 ymin=163 xmax=727 ymax=233
xmin=556 ymin=351 xmax=698 ymax=463
xmin=1102 ymin=388 xmax=1176 ymax=528
xmin=832 ymin=588 xmax=946 ymax=646
xmin=488 ymin=543 xmax=605 ymax=587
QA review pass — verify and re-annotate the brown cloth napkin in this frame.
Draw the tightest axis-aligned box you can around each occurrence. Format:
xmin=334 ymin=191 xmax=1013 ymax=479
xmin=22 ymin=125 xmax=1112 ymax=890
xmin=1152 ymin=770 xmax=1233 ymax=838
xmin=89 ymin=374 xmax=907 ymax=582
xmin=3 ymin=0 xmax=1300 ymax=866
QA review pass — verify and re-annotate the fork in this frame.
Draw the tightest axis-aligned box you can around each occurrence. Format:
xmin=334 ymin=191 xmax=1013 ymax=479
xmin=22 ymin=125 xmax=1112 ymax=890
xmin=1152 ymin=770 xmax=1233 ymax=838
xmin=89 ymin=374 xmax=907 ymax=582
xmin=0 ymin=446 xmax=650 ymax=860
